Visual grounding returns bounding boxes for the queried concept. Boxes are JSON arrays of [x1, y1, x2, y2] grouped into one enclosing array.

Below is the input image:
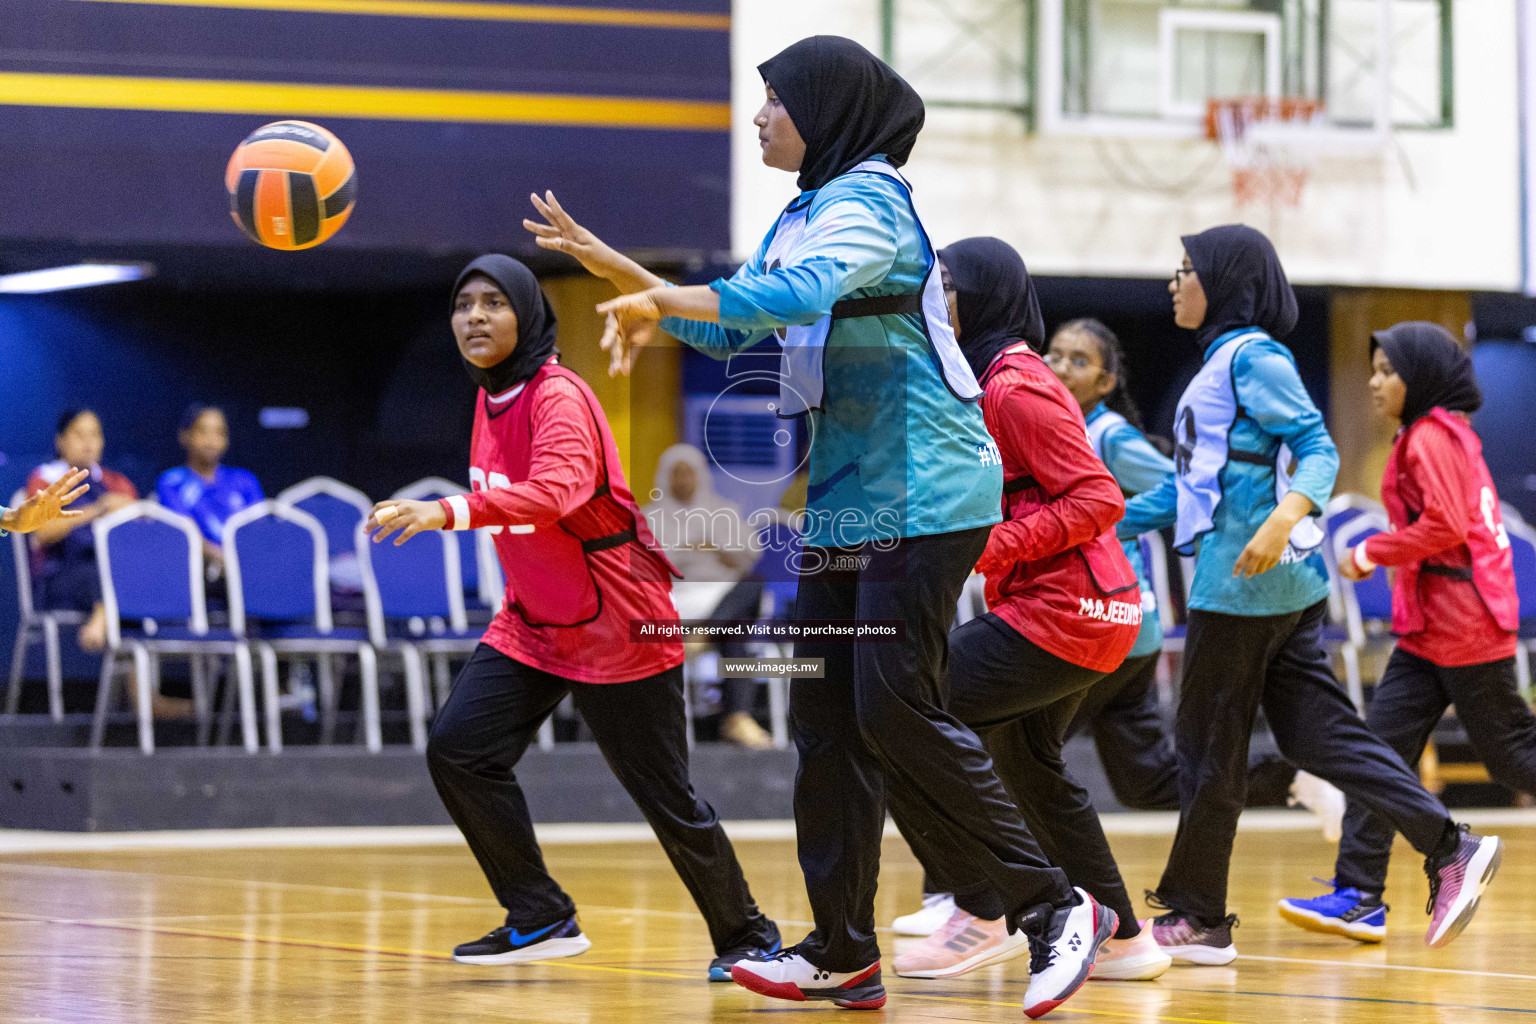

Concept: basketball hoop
[[1206, 98, 1325, 208]]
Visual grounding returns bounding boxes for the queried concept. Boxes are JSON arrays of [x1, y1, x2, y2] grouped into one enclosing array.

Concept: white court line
[[1237, 952, 1536, 982], [2, 807, 1533, 854]]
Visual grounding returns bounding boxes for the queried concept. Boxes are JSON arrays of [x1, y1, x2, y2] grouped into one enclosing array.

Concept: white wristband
[[1352, 544, 1375, 573], [444, 494, 472, 531]]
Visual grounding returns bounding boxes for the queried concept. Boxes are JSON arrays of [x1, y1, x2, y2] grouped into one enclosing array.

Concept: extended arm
[[1357, 424, 1472, 571], [369, 382, 600, 544], [1231, 343, 1340, 577], [595, 179, 903, 375]]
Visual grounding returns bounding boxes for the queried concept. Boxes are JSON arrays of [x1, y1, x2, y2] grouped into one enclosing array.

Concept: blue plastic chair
[[1334, 513, 1395, 713], [1323, 494, 1386, 623], [4, 487, 85, 722], [225, 501, 381, 752], [1502, 511, 1536, 698], [754, 520, 802, 620], [390, 477, 498, 609], [356, 519, 474, 748], [91, 502, 256, 754], [276, 477, 372, 599], [392, 478, 502, 701]]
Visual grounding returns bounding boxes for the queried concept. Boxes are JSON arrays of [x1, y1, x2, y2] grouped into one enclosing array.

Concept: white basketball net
[[1206, 99, 1326, 208]]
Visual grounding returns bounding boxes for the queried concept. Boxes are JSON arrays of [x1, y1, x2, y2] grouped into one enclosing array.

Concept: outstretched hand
[[524, 192, 666, 295], [3, 468, 90, 534], [365, 499, 447, 546], [523, 191, 613, 276], [595, 291, 663, 377]]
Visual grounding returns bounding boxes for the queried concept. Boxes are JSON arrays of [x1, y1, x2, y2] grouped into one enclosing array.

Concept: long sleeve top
[[661, 167, 1001, 549], [447, 374, 682, 684], [1361, 414, 1518, 666], [1120, 335, 1337, 616], [980, 352, 1140, 674]]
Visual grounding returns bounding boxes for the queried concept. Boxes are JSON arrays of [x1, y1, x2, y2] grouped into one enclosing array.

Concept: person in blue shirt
[[1122, 224, 1496, 964], [525, 35, 1110, 1017], [156, 404, 263, 573], [1044, 318, 1296, 813]]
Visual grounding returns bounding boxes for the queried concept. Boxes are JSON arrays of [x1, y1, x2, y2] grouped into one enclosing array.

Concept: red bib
[[1381, 408, 1518, 635], [479, 363, 677, 629]]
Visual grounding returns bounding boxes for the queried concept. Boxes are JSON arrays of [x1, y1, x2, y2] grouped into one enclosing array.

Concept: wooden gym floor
[[2, 818, 1534, 1023]]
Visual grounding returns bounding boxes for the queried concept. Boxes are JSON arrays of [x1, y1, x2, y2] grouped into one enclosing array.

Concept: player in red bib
[[887, 238, 1158, 989], [366, 254, 780, 978], [1281, 321, 1521, 942]]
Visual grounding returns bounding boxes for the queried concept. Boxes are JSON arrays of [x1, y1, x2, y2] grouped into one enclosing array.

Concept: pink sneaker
[[1150, 910, 1237, 965], [1425, 826, 1501, 948], [892, 907, 1030, 979], [1090, 921, 1171, 981]]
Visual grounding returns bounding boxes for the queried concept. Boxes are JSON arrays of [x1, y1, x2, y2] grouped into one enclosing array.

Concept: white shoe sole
[[894, 930, 1031, 979], [1158, 942, 1236, 966], [1427, 836, 1502, 948], [1090, 949, 1172, 981], [1276, 900, 1385, 943], [453, 934, 592, 965]]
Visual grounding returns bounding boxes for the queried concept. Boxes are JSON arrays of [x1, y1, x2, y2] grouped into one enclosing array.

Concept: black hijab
[[1181, 224, 1298, 351], [758, 36, 925, 193], [938, 236, 1045, 377], [1370, 321, 1482, 427], [450, 254, 559, 394]]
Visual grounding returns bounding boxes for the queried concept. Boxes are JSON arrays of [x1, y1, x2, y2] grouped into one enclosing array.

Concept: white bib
[[759, 160, 981, 416], [1171, 331, 1325, 559]]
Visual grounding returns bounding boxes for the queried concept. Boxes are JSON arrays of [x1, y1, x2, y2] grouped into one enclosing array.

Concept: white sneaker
[[1289, 771, 1346, 842], [731, 947, 886, 1009], [892, 892, 956, 936], [1090, 920, 1171, 981], [892, 907, 1030, 978], [1021, 888, 1117, 1019]]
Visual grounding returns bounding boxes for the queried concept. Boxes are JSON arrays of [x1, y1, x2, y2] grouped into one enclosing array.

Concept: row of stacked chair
[[6, 477, 516, 754], [11, 479, 1532, 754]]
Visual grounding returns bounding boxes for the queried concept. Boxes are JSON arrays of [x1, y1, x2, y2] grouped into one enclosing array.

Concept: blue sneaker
[[452, 915, 592, 964], [1278, 881, 1387, 943], [708, 928, 783, 982]]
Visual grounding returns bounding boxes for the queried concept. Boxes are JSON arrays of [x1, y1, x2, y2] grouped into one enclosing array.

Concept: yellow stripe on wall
[[67, 0, 729, 31], [0, 72, 731, 130]]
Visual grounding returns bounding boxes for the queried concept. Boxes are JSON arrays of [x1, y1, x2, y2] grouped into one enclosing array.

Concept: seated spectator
[[157, 404, 263, 576], [28, 409, 138, 652], [644, 444, 771, 749]]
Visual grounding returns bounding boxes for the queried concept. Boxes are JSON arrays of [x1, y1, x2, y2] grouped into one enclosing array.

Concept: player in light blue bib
[[524, 37, 1104, 1018], [1044, 318, 1294, 815], [1122, 224, 1490, 964]]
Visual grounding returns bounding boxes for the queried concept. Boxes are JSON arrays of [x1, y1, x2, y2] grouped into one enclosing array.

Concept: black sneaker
[[708, 922, 783, 981], [452, 915, 592, 965]]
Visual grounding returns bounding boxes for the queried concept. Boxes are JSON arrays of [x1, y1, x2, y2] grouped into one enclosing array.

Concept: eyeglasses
[[1173, 266, 1196, 284]]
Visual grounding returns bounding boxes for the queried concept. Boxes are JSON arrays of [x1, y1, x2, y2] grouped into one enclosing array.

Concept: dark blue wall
[[0, 0, 730, 264], [0, 277, 483, 686], [1471, 340, 1536, 523]]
